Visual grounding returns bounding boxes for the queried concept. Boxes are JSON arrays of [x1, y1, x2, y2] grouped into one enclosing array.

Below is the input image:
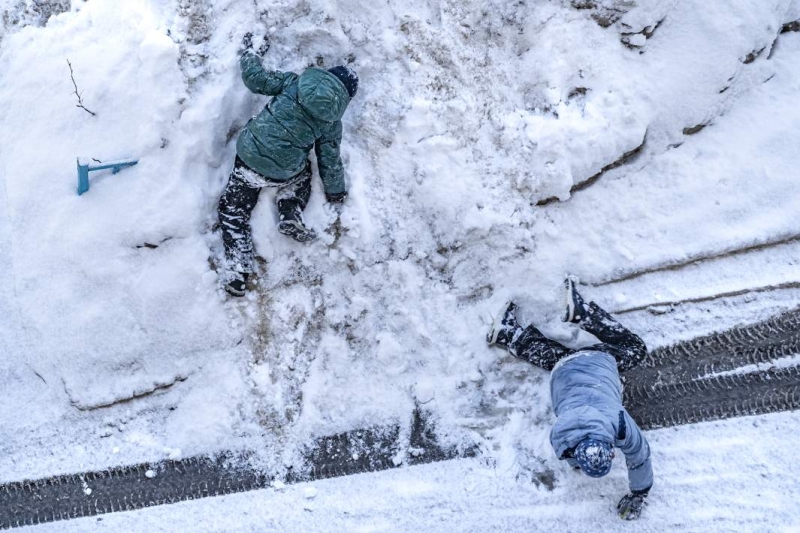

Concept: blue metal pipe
[[77, 158, 138, 195]]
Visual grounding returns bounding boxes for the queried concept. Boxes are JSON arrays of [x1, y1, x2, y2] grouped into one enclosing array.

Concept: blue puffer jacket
[[549, 350, 653, 493]]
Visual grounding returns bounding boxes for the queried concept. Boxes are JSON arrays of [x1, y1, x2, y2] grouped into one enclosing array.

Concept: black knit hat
[[328, 65, 358, 98]]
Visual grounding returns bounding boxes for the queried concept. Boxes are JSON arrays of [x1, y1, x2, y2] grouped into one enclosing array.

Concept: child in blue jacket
[[487, 278, 653, 520]]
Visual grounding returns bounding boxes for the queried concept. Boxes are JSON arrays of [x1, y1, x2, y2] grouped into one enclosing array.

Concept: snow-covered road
[[22, 410, 800, 532]]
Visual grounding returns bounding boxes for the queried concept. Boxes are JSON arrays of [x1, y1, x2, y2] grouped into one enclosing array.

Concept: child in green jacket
[[219, 33, 358, 296]]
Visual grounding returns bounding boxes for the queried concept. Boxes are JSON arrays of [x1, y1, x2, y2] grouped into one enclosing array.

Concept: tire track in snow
[[624, 307, 800, 429], [627, 367, 800, 430], [627, 309, 800, 374], [0, 410, 473, 530], [629, 334, 800, 386], [2, 310, 799, 528]]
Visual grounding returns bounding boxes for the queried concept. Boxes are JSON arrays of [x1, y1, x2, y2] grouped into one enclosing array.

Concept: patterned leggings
[[508, 302, 647, 373], [218, 156, 312, 274]]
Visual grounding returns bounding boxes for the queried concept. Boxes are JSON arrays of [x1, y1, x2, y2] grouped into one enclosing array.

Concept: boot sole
[[225, 286, 246, 297], [487, 301, 513, 344], [563, 277, 583, 323], [278, 222, 317, 243]]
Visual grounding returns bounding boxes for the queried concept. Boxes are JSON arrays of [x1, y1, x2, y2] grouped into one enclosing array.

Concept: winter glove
[[241, 32, 270, 56], [240, 32, 254, 54], [325, 191, 348, 204], [617, 491, 648, 521], [255, 35, 270, 56]]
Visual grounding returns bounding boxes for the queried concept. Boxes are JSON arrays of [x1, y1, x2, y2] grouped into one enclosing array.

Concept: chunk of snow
[[628, 33, 647, 47]]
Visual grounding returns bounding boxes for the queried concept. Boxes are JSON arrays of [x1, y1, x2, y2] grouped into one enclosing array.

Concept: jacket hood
[[550, 405, 615, 459], [297, 68, 350, 123]]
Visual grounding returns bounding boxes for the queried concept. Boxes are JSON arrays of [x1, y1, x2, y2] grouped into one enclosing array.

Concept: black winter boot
[[487, 301, 520, 346], [224, 273, 248, 297], [277, 200, 317, 243], [563, 277, 588, 323]]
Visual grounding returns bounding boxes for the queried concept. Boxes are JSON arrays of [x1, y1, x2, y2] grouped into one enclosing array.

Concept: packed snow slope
[[1, 0, 800, 502]]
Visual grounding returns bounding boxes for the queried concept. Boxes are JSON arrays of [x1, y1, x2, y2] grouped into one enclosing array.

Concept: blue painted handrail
[[77, 158, 138, 195]]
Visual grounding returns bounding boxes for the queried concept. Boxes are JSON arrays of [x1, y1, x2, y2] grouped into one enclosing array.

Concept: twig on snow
[[66, 58, 97, 116]]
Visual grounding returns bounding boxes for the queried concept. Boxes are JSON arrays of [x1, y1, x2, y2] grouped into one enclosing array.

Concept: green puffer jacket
[[236, 52, 349, 195]]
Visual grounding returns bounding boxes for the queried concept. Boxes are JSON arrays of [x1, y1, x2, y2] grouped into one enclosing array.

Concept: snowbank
[[1, 0, 799, 500]]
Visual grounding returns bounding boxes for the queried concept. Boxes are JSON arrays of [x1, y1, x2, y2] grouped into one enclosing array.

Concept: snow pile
[[1, 0, 799, 494], [0, 0, 70, 42], [0, 0, 256, 476]]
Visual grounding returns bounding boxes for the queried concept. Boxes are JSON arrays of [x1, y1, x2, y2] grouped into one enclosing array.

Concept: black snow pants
[[218, 156, 312, 274], [509, 302, 647, 373]]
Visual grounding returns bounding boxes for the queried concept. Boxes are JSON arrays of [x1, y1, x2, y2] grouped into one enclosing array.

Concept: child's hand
[[256, 35, 270, 56], [240, 33, 268, 57], [241, 32, 254, 51], [326, 193, 347, 222], [617, 492, 647, 520]]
